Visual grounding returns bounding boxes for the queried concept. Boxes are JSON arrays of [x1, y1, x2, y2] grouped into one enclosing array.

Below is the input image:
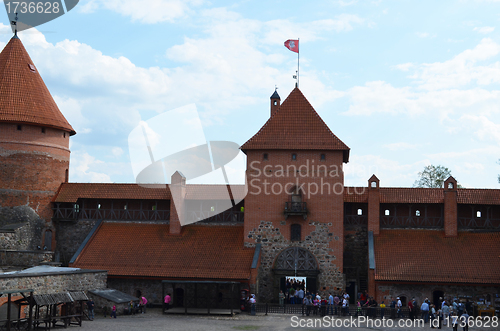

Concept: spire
[[0, 36, 75, 135], [270, 86, 280, 116]]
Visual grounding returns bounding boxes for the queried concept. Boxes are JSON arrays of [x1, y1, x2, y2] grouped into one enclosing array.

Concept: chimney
[[444, 176, 458, 237], [169, 171, 186, 235], [367, 174, 380, 236], [270, 88, 280, 117]]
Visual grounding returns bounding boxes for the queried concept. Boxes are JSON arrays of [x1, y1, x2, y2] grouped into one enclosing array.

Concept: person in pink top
[[164, 293, 171, 311], [140, 296, 147, 314]]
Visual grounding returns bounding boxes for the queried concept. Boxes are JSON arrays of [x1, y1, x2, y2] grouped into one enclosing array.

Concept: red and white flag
[[284, 39, 299, 53]]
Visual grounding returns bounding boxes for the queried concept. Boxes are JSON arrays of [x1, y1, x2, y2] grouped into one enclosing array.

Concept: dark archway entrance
[[273, 247, 320, 303], [433, 290, 444, 307]]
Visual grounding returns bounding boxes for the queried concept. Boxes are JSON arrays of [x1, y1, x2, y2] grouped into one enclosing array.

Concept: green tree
[[413, 165, 454, 188]]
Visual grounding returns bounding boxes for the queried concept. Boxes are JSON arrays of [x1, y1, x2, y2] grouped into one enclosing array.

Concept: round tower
[[0, 35, 75, 248]]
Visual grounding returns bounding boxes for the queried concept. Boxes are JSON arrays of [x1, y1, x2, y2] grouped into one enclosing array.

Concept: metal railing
[[458, 217, 500, 230], [186, 210, 244, 223], [380, 216, 443, 229]]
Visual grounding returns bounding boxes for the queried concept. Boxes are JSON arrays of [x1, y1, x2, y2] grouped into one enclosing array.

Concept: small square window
[[292, 153, 297, 160], [17, 125, 21, 131], [263, 153, 268, 161], [357, 209, 362, 216], [385, 210, 390, 216], [416, 210, 421, 217], [476, 211, 481, 218], [320, 154, 326, 161], [28, 63, 36, 72], [41, 127, 46, 133]]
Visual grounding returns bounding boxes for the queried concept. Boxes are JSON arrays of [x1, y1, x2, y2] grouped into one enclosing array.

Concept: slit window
[[357, 208, 363, 216], [64, 132, 66, 138], [41, 127, 46, 133], [263, 153, 268, 161], [17, 125, 21, 131], [291, 224, 301, 241], [385, 209, 390, 216]]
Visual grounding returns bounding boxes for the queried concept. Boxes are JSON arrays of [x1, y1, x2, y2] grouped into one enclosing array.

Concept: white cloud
[[79, 0, 203, 23], [70, 152, 112, 183], [393, 62, 414, 71], [473, 26, 495, 34]]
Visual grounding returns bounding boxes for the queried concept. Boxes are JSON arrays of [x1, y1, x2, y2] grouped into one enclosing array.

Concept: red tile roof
[[344, 187, 368, 202], [53, 183, 248, 202], [374, 230, 500, 284], [458, 189, 500, 205], [380, 188, 444, 204], [53, 183, 171, 202], [0, 36, 75, 135], [70, 222, 255, 280], [241, 88, 349, 161]]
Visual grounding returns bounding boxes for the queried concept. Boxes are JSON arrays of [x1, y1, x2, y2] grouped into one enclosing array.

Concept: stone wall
[[0, 250, 53, 268], [245, 220, 344, 303], [344, 226, 368, 292], [376, 282, 500, 308], [55, 220, 98, 265], [0, 206, 44, 251], [0, 269, 107, 295], [107, 278, 163, 305]]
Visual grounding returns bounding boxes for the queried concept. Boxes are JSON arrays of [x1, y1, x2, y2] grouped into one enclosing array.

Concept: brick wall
[[244, 149, 346, 302]]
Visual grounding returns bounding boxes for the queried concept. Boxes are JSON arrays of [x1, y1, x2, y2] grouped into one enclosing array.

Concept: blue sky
[[1, 0, 500, 188]]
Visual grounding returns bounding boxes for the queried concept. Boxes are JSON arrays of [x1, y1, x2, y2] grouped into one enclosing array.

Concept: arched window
[[291, 224, 301, 241], [448, 182, 454, 189], [371, 181, 377, 188]]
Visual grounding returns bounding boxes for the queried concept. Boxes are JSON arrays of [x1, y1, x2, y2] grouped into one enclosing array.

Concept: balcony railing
[[284, 202, 308, 220], [458, 217, 500, 230], [380, 216, 443, 229], [52, 207, 170, 221], [186, 210, 244, 223]]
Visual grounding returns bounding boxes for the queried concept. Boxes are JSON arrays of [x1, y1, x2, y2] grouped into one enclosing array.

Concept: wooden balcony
[[284, 202, 308, 220]]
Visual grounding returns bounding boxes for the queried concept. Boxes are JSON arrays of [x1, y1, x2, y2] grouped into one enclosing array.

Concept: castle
[[1, 35, 499, 310]]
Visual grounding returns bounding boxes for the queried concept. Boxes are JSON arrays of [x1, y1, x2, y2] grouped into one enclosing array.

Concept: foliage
[[413, 165, 454, 188]]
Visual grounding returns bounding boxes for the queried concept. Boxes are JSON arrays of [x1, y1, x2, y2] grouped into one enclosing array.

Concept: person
[[140, 296, 147, 314], [289, 287, 295, 305], [342, 296, 349, 316], [102, 305, 108, 318], [129, 301, 135, 314], [333, 293, 340, 315], [249, 294, 256, 315], [279, 290, 285, 306], [380, 301, 386, 319], [396, 297, 403, 318], [408, 299, 414, 320], [297, 288, 304, 305], [451, 312, 458, 331], [164, 293, 171, 311], [461, 310, 470, 331], [86, 298, 95, 321], [390, 297, 396, 319], [110, 305, 117, 319], [421, 300, 430, 323], [327, 293, 334, 315], [430, 304, 436, 328], [304, 295, 313, 316], [356, 300, 362, 317]]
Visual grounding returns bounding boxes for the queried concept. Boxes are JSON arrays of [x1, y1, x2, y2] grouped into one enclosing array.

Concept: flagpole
[[297, 38, 300, 88]]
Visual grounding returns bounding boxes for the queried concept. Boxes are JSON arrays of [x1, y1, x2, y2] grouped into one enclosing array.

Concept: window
[[384, 210, 390, 216], [291, 224, 301, 241], [64, 132, 66, 138], [371, 181, 377, 188], [292, 153, 297, 160], [73, 204, 80, 213], [416, 210, 421, 217], [263, 153, 268, 161], [17, 125, 21, 131], [97, 203, 101, 209], [476, 211, 481, 218], [41, 127, 46, 133], [320, 154, 326, 161], [273, 100, 277, 106], [28, 63, 36, 72], [124, 204, 128, 210], [448, 182, 454, 189], [357, 209, 363, 216]]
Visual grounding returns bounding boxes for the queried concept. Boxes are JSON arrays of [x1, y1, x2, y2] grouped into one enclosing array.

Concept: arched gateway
[[272, 247, 320, 301]]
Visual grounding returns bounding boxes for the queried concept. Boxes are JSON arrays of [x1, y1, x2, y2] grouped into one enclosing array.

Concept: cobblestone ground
[[76, 308, 498, 331]]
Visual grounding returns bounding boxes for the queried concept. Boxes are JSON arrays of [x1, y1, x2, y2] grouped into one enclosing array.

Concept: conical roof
[[0, 36, 75, 135], [241, 87, 349, 162]]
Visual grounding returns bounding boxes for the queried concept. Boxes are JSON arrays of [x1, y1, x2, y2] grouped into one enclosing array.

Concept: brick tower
[[241, 88, 350, 301], [0, 35, 75, 250]]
